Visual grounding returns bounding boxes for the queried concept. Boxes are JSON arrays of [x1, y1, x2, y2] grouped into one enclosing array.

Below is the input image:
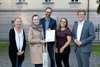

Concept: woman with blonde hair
[[9, 17, 26, 67]]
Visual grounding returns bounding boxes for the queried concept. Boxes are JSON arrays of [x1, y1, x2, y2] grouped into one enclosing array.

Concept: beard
[[46, 14, 50, 18]]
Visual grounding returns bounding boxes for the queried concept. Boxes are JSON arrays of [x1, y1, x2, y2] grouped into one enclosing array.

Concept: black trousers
[[55, 47, 70, 67], [35, 64, 42, 67]]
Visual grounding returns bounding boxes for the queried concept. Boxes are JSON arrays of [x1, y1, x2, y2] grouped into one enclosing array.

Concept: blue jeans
[[16, 56, 22, 67], [47, 42, 55, 67]]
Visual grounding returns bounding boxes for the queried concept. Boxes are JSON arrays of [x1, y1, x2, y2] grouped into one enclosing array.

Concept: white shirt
[[14, 28, 24, 52], [77, 20, 85, 41]]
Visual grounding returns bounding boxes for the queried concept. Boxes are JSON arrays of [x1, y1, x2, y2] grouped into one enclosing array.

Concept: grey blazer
[[72, 20, 96, 53]]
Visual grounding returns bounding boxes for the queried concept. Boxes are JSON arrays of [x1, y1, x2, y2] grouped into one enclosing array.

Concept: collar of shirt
[[45, 17, 50, 21], [78, 20, 85, 25]]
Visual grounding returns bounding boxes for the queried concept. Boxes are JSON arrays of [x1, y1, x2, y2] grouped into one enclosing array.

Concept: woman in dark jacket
[[9, 17, 26, 67]]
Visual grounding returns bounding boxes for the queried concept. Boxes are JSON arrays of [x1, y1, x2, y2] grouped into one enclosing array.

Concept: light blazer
[[28, 26, 44, 64], [72, 20, 96, 53]]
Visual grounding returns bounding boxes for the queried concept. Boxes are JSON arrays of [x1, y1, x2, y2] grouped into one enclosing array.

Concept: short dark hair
[[45, 7, 53, 12], [77, 10, 86, 15], [32, 14, 39, 21]]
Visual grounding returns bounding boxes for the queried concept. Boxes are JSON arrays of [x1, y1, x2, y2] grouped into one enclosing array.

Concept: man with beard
[[40, 7, 57, 67]]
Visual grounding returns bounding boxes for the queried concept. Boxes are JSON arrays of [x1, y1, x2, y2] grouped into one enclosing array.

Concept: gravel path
[[0, 46, 100, 67]]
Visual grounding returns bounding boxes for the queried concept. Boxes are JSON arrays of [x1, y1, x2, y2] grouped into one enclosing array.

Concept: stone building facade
[[0, 0, 100, 42]]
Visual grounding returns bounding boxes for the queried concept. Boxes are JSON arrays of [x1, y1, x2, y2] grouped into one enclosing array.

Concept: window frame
[[44, 0, 53, 2], [71, 0, 79, 2], [16, 0, 28, 4], [18, 0, 26, 2]]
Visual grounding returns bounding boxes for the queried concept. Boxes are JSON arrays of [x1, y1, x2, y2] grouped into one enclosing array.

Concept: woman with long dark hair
[[55, 18, 72, 67]]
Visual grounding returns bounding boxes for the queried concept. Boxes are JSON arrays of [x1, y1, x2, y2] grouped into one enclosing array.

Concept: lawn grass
[[70, 44, 74, 47], [0, 42, 29, 54], [70, 44, 100, 56], [0, 43, 9, 54], [92, 45, 100, 56], [0, 43, 100, 56]]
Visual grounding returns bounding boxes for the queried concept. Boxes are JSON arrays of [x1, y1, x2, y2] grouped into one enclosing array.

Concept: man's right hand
[[74, 39, 82, 46]]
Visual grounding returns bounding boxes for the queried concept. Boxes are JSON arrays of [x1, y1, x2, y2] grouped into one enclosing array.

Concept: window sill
[[42, 2, 54, 8], [16, 2, 28, 9], [69, 2, 81, 4], [69, 2, 81, 8], [16, 2, 28, 4], [42, 2, 54, 4]]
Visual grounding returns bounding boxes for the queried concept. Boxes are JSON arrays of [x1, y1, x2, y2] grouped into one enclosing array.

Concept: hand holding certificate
[[46, 30, 55, 42]]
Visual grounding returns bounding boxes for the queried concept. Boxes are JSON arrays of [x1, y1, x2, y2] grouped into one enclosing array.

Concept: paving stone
[[0, 46, 100, 67]]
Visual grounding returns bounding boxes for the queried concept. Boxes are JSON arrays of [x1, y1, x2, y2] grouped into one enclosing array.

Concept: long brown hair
[[58, 18, 68, 31]]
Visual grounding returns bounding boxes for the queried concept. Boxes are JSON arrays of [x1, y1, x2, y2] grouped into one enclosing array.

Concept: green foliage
[[97, 0, 100, 14], [97, 4, 100, 14], [97, 0, 100, 3]]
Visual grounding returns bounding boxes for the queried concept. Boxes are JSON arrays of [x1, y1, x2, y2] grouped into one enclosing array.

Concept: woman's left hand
[[17, 51, 24, 56], [60, 47, 64, 53]]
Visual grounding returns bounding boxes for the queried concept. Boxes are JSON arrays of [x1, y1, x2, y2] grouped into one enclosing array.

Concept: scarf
[[31, 23, 43, 40]]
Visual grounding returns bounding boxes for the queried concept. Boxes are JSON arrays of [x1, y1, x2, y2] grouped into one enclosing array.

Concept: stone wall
[[0, 8, 100, 42]]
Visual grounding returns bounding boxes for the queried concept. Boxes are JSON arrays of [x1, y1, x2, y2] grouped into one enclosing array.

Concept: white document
[[46, 30, 55, 42]]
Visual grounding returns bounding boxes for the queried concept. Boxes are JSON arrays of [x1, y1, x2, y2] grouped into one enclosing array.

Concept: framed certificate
[[46, 30, 55, 42]]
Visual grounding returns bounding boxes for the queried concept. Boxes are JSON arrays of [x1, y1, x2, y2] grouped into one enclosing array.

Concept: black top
[[56, 29, 72, 49], [9, 28, 26, 64]]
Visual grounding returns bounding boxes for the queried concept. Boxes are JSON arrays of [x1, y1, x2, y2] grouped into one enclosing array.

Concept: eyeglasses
[[78, 14, 85, 16], [60, 21, 66, 23], [46, 11, 52, 14]]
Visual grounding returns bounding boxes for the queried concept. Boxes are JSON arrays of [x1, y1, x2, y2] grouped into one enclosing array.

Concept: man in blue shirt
[[40, 7, 57, 67], [44, 18, 50, 38]]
